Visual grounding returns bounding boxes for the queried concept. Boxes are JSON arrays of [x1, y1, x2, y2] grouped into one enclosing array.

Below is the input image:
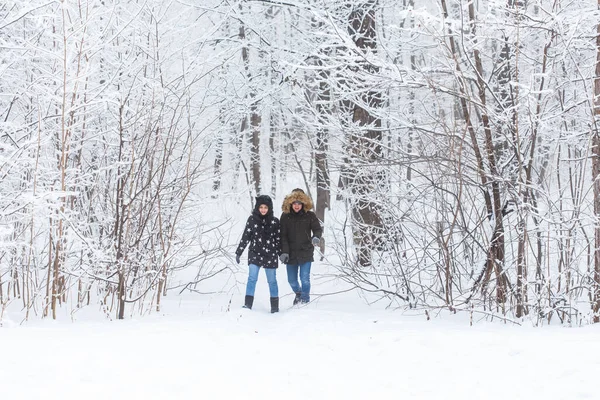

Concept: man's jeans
[[246, 264, 278, 297], [286, 262, 312, 302]]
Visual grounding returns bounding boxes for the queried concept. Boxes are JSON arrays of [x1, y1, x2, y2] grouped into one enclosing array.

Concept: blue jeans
[[286, 262, 311, 302], [246, 264, 278, 297]]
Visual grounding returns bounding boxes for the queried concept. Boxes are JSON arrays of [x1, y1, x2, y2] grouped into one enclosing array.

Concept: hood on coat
[[281, 190, 314, 214], [254, 195, 274, 219]]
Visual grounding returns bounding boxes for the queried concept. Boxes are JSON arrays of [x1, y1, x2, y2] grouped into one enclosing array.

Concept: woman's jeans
[[246, 264, 278, 297], [286, 262, 312, 302]]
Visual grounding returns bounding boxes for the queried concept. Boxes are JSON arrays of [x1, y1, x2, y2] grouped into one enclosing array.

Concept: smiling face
[[258, 204, 269, 216], [292, 202, 303, 213]]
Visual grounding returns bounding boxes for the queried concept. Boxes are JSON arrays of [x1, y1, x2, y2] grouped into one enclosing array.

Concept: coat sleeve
[[236, 216, 253, 257], [274, 219, 282, 256], [310, 212, 323, 239], [280, 213, 290, 254]]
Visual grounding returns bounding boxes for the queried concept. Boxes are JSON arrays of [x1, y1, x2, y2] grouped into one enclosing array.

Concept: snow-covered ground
[[2, 285, 599, 400]]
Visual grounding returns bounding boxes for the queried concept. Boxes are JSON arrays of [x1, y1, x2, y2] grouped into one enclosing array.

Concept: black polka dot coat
[[236, 212, 281, 269]]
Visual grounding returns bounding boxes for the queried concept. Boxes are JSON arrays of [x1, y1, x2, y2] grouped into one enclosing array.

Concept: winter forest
[[1, 0, 600, 326]]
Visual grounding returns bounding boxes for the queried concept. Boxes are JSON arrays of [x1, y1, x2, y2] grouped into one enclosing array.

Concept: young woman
[[279, 188, 322, 305], [235, 195, 281, 313]]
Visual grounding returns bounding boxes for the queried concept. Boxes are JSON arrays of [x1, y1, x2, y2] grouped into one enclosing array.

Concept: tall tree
[[592, 0, 600, 323], [238, 3, 262, 196], [346, 1, 384, 267]]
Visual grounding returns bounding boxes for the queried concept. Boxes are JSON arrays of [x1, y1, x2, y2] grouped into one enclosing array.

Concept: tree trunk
[[314, 12, 332, 256], [347, 1, 384, 267], [592, 0, 600, 322], [315, 71, 331, 256], [270, 112, 277, 197], [213, 110, 225, 194], [467, 1, 508, 307], [495, 2, 523, 318], [115, 102, 128, 320], [250, 102, 261, 195], [239, 12, 261, 195]]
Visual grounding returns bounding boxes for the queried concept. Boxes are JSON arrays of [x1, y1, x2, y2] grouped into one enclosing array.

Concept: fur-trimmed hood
[[281, 190, 314, 214]]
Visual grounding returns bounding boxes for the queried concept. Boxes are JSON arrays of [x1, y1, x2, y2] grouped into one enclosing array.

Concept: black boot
[[270, 297, 279, 313], [243, 295, 254, 310], [293, 292, 301, 305]]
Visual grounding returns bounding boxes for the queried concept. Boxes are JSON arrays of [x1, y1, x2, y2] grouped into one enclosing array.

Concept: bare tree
[[345, 1, 384, 267], [592, 0, 600, 323]]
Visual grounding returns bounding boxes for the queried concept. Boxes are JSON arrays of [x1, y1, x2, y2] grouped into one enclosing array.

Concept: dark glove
[[312, 236, 320, 246], [235, 254, 241, 264], [279, 253, 289, 263]]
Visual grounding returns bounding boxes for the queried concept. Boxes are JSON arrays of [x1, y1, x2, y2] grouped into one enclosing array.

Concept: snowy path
[[1, 300, 599, 399]]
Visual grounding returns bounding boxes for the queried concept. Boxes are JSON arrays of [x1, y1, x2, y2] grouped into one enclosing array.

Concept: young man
[[279, 189, 322, 305]]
